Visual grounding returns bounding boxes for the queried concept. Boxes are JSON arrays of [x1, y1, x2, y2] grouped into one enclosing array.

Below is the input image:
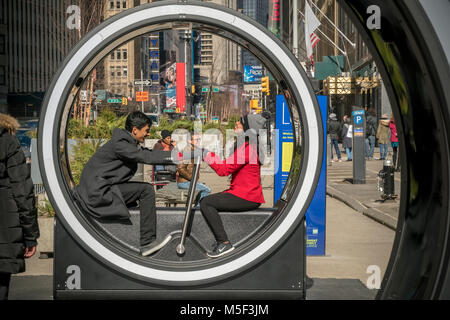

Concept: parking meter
[[352, 108, 366, 184]]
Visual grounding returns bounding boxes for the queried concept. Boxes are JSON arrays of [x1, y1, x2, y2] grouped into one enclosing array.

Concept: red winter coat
[[204, 142, 265, 204], [389, 121, 398, 143]]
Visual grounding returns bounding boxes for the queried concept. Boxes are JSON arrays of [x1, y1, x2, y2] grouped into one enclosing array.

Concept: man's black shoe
[[207, 241, 235, 258], [140, 235, 172, 256]]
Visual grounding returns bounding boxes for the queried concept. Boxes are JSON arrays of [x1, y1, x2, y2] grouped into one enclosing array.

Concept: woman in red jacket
[[389, 114, 400, 171], [200, 113, 268, 258]]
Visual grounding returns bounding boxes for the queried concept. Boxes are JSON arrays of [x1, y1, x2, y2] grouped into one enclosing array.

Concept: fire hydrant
[[377, 158, 397, 201]]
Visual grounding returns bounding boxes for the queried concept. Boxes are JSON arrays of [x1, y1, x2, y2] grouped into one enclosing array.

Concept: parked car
[[15, 127, 32, 159], [145, 113, 159, 127]]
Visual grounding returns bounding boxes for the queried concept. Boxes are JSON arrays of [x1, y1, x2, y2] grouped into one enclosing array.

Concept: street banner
[[305, 95, 327, 256], [244, 65, 263, 83], [274, 95, 294, 202], [268, 0, 281, 38], [136, 91, 149, 102], [165, 62, 177, 109], [274, 94, 327, 256], [176, 62, 186, 113]]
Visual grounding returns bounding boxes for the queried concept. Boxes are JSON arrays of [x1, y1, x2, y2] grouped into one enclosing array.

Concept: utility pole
[[334, 0, 339, 57]]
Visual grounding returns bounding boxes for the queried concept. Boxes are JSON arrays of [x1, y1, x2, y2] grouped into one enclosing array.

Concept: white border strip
[[41, 4, 320, 283]]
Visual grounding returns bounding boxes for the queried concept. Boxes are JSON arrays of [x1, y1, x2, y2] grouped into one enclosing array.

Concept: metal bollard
[[377, 158, 396, 201]]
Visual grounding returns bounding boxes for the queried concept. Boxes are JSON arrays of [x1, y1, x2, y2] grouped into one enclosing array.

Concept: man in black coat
[[73, 111, 178, 256], [327, 113, 342, 162], [0, 113, 39, 300]]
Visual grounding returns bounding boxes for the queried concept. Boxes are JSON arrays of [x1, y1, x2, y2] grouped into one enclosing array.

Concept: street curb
[[326, 185, 397, 230]]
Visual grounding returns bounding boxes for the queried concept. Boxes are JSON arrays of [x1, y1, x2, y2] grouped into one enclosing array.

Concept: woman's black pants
[[200, 193, 260, 243]]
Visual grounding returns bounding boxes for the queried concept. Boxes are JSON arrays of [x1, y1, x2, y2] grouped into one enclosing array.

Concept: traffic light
[[250, 99, 262, 114], [261, 76, 270, 95], [122, 97, 127, 105]]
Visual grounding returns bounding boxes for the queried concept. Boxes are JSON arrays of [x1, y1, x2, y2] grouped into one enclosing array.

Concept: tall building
[[2, 0, 78, 118], [103, 0, 136, 99], [240, 0, 268, 69], [198, 0, 241, 85]]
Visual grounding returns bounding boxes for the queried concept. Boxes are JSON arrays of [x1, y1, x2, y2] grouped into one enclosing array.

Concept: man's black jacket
[[73, 128, 175, 219]]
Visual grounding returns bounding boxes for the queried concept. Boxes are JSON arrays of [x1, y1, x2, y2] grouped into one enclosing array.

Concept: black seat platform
[[90, 208, 275, 262]]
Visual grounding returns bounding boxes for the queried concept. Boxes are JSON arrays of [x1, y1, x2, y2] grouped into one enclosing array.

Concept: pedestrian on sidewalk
[[153, 130, 177, 182], [177, 132, 211, 206], [342, 117, 353, 161], [376, 114, 390, 160], [327, 113, 342, 162], [365, 108, 377, 160], [389, 114, 400, 171], [0, 113, 40, 300], [199, 113, 268, 258]]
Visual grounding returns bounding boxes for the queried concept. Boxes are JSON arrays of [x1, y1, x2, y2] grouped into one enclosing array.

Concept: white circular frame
[[40, 3, 321, 283]]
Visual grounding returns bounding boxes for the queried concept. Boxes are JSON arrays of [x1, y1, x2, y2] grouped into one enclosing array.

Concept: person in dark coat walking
[[0, 113, 39, 300], [327, 113, 342, 162], [365, 108, 378, 160], [199, 113, 268, 258], [73, 111, 177, 256]]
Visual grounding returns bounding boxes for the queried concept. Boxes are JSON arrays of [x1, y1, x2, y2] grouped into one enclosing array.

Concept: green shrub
[[38, 199, 55, 218], [68, 109, 126, 185]]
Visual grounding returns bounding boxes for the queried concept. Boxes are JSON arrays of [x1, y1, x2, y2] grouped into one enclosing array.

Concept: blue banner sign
[[305, 95, 327, 256], [244, 65, 263, 83], [274, 95, 294, 202], [274, 94, 327, 256]]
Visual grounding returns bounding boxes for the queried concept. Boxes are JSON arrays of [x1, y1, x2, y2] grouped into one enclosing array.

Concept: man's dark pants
[[117, 182, 156, 247]]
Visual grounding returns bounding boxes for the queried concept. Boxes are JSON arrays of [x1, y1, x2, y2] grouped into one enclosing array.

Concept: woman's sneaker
[[207, 241, 235, 258]]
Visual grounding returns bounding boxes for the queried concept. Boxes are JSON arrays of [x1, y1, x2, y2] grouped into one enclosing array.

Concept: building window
[[116, 66, 122, 77], [116, 0, 120, 9], [122, 49, 127, 60], [123, 1, 127, 8], [110, 1, 114, 9], [110, 52, 115, 60], [110, 67, 115, 77], [123, 67, 128, 77], [116, 51, 121, 60]]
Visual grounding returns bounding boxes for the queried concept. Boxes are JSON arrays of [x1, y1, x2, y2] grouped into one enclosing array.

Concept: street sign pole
[[141, 70, 144, 112]]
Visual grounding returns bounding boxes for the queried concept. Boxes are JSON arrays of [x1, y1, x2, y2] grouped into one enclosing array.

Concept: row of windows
[[110, 66, 128, 78], [110, 0, 127, 10], [110, 49, 127, 60]]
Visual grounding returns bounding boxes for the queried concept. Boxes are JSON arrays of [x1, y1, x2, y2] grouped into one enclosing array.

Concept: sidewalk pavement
[[326, 150, 401, 230]]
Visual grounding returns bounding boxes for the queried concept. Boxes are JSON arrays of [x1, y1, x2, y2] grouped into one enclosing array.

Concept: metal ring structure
[[38, 1, 323, 286], [38, 0, 450, 298], [340, 0, 450, 299]]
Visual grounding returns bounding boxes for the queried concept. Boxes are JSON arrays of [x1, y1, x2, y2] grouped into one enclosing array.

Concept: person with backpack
[[365, 108, 378, 160], [376, 114, 390, 160]]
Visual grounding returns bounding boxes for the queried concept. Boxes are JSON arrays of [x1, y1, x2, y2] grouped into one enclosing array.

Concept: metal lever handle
[[176, 155, 202, 256]]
